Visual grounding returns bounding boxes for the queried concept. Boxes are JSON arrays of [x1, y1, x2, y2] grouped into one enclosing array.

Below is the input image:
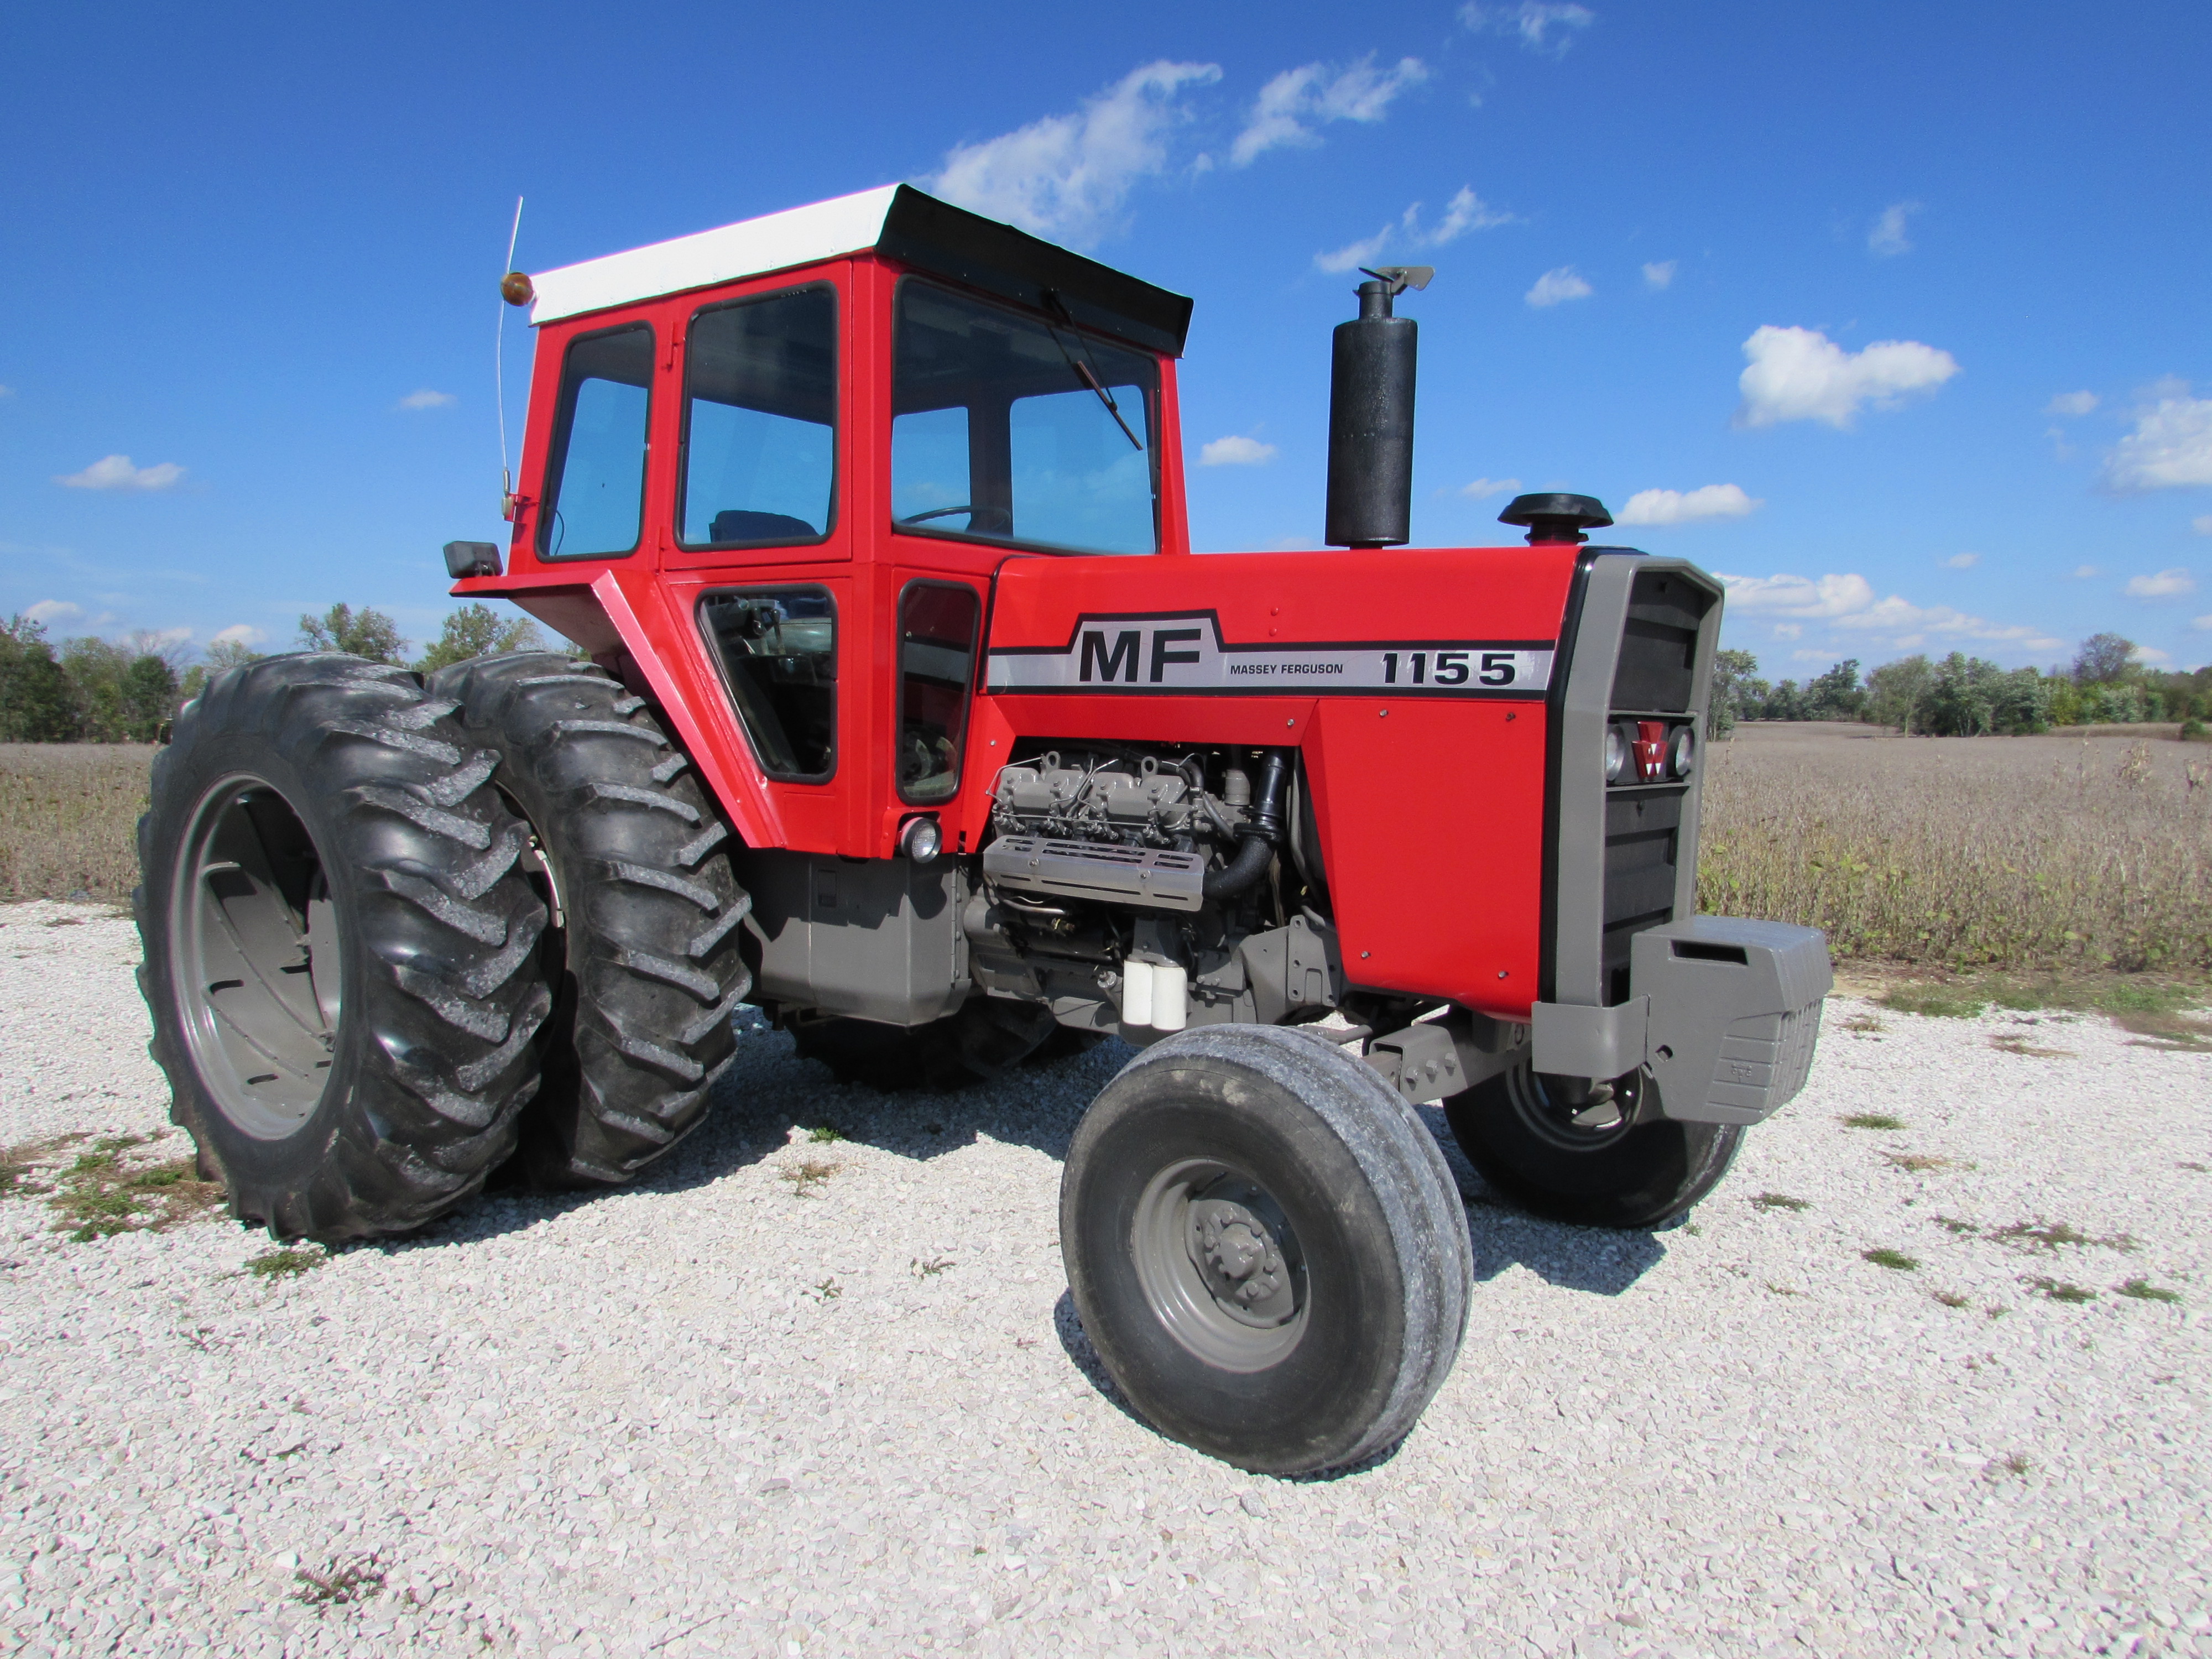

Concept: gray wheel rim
[[1504, 1063, 1644, 1153], [1131, 1158, 1308, 1373], [169, 773, 342, 1139]]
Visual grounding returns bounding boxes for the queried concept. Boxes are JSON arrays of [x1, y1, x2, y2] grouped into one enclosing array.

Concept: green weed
[[1881, 988, 1987, 1019], [1932, 1290, 1970, 1307], [1843, 1113, 1907, 1131], [1863, 1248, 1919, 1271], [2115, 1279, 2180, 1303], [1991, 1220, 2135, 1254], [1751, 1192, 1810, 1212], [245, 1248, 323, 1279], [805, 1125, 844, 1145], [911, 1255, 955, 1279], [293, 1555, 384, 1607], [1883, 1152, 1956, 1172], [779, 1159, 839, 1196], [2030, 1277, 2097, 1303]]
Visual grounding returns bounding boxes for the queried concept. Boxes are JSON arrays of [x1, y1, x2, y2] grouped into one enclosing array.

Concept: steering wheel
[[901, 505, 1011, 533]]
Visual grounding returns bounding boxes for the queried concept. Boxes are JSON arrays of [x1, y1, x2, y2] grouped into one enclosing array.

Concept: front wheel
[[1062, 1025, 1472, 1476], [1442, 1059, 1742, 1230]]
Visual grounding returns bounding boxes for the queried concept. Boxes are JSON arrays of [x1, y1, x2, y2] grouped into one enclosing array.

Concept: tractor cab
[[458, 185, 1194, 863]]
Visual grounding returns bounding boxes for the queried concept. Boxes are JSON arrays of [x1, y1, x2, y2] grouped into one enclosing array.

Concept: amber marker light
[[500, 271, 535, 306]]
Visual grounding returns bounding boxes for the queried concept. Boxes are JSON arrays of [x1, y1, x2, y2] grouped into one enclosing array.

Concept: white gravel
[[1, 897, 2207, 1658]]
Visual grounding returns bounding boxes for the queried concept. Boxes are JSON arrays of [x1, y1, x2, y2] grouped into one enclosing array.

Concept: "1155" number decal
[[1381, 650, 1522, 686]]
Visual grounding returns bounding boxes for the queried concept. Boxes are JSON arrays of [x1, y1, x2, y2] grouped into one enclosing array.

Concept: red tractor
[[136, 185, 1829, 1475]]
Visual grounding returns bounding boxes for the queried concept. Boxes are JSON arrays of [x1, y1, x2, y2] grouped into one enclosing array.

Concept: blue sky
[[5, 1, 2209, 676]]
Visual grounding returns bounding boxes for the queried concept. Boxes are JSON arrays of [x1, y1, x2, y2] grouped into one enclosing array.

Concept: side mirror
[[444, 541, 502, 578]]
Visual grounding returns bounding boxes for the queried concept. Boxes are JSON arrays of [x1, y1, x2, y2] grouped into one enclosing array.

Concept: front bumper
[[1531, 916, 1832, 1126]]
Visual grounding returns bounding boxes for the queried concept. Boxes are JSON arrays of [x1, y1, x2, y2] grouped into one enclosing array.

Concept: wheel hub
[[1131, 1160, 1308, 1371], [1188, 1198, 1296, 1323]]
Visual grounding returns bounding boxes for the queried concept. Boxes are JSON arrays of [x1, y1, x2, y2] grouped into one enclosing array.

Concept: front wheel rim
[[1130, 1157, 1308, 1373], [169, 774, 342, 1139], [1502, 1064, 1647, 1154]]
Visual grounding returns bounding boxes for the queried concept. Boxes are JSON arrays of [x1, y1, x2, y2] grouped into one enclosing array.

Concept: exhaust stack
[[1324, 265, 1430, 549]]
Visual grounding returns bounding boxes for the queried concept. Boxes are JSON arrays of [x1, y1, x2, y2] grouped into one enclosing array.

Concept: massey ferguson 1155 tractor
[[138, 184, 1829, 1475]]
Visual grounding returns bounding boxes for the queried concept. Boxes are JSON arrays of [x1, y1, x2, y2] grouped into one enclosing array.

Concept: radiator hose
[[1202, 750, 1289, 901]]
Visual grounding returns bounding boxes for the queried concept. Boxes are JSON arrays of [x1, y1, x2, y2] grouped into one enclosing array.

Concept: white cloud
[[2125, 567, 2196, 599], [1462, 2, 1595, 56], [210, 623, 268, 648], [1460, 477, 1522, 498], [2194, 515, 2212, 536], [55, 453, 186, 492], [397, 389, 455, 410], [2135, 645, 2173, 664], [2073, 564, 2102, 579], [1734, 325, 1959, 430], [0, 384, 13, 398], [1720, 568, 2061, 651], [1198, 435, 1277, 466], [1312, 186, 1510, 273], [2045, 390, 2098, 417], [929, 60, 1222, 245], [1944, 552, 1980, 569], [1867, 201, 1920, 257], [2193, 614, 2212, 632], [1231, 55, 1428, 166], [1616, 483, 1761, 526], [1430, 187, 1512, 243], [1315, 225, 1395, 274], [2101, 384, 2212, 491], [1642, 260, 1676, 290], [24, 599, 84, 626], [1526, 267, 1592, 307], [1772, 623, 1803, 640]]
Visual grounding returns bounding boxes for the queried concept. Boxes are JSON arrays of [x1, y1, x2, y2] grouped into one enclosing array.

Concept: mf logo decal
[[987, 612, 1554, 698]]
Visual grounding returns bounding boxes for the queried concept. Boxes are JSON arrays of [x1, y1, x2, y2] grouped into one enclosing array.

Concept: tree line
[[0, 604, 550, 743], [1712, 633, 2212, 739]]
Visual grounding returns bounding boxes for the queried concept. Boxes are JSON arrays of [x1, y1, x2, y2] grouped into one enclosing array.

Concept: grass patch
[[245, 1247, 323, 1279], [1932, 1290, 1970, 1307], [1843, 1113, 1907, 1131], [293, 1555, 384, 1607], [779, 1158, 839, 1197], [1863, 1248, 1919, 1271], [910, 1255, 954, 1279], [1882, 1151, 1957, 1172], [1985, 1453, 2032, 1480], [1, 1133, 225, 1240], [1880, 987, 1987, 1019], [1840, 1012, 1886, 1034], [2028, 1276, 2097, 1304], [805, 1125, 844, 1144], [1750, 1192, 1810, 1212], [1989, 1032, 2074, 1058], [0, 744, 154, 902], [1935, 1214, 1981, 1234], [2116, 1278, 2181, 1303], [1990, 1219, 2135, 1254]]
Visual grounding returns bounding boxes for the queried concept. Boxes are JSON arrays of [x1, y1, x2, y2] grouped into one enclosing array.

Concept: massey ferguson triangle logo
[[987, 613, 1555, 697]]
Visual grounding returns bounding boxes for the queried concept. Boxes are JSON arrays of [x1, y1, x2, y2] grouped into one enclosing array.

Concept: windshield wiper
[[1042, 291, 1144, 452]]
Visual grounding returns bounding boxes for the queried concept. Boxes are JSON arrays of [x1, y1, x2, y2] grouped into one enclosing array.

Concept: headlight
[[1669, 726, 1697, 779], [899, 815, 942, 863], [1604, 724, 1629, 784]]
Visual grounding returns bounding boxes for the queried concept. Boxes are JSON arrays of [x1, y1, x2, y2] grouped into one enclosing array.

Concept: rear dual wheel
[[1062, 1025, 1472, 1476]]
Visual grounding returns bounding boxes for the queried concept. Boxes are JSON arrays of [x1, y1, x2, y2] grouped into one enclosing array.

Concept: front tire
[[135, 655, 552, 1241], [1062, 1025, 1472, 1476], [1442, 1060, 1743, 1229]]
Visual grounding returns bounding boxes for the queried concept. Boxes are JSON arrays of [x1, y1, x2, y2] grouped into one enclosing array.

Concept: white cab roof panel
[[528, 185, 900, 325]]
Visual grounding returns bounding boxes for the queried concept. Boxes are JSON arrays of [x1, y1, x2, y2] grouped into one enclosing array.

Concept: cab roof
[[526, 184, 1193, 358]]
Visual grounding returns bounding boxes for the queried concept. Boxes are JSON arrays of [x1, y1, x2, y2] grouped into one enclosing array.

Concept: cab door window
[[539, 324, 653, 560], [680, 286, 837, 548], [699, 588, 836, 781], [895, 582, 980, 802]]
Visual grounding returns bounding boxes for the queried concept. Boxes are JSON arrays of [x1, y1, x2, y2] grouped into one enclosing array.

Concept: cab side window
[[540, 324, 653, 560], [896, 583, 980, 802], [700, 588, 836, 781], [681, 287, 837, 548]]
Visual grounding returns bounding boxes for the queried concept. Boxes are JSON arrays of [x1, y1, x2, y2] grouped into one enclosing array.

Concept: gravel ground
[[1, 898, 2206, 1659]]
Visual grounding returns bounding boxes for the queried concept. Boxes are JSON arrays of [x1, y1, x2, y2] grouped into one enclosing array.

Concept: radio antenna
[[495, 195, 525, 514]]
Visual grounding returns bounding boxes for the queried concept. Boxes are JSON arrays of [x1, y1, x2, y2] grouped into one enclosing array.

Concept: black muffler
[[1324, 265, 1429, 549]]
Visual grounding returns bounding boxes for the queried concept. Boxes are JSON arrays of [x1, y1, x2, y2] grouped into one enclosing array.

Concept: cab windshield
[[891, 280, 1159, 556]]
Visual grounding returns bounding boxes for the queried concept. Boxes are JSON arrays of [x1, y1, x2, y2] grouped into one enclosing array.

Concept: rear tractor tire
[[1061, 1025, 1473, 1476], [432, 653, 753, 1186], [134, 654, 554, 1241], [1442, 1058, 1742, 1230]]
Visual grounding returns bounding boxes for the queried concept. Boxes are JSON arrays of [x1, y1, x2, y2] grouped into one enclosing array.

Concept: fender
[[492, 568, 787, 853]]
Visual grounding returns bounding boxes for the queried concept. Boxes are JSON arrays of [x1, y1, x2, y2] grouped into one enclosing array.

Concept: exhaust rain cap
[[1498, 492, 1612, 546]]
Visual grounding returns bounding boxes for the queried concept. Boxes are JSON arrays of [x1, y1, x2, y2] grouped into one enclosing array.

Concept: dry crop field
[[1700, 723, 2212, 977], [0, 744, 153, 905]]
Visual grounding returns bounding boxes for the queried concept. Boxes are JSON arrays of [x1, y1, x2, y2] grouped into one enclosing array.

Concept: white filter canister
[[1151, 962, 1188, 1032], [1120, 959, 1155, 1027]]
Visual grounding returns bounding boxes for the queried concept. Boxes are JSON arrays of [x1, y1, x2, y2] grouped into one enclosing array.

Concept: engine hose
[[1202, 750, 1290, 901]]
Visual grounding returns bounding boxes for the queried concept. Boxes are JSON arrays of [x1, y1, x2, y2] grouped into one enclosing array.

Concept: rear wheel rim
[[1130, 1157, 1308, 1373], [170, 774, 342, 1139]]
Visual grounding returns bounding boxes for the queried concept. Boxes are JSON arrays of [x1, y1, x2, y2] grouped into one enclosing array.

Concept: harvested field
[[1700, 723, 2212, 974], [0, 744, 152, 904]]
